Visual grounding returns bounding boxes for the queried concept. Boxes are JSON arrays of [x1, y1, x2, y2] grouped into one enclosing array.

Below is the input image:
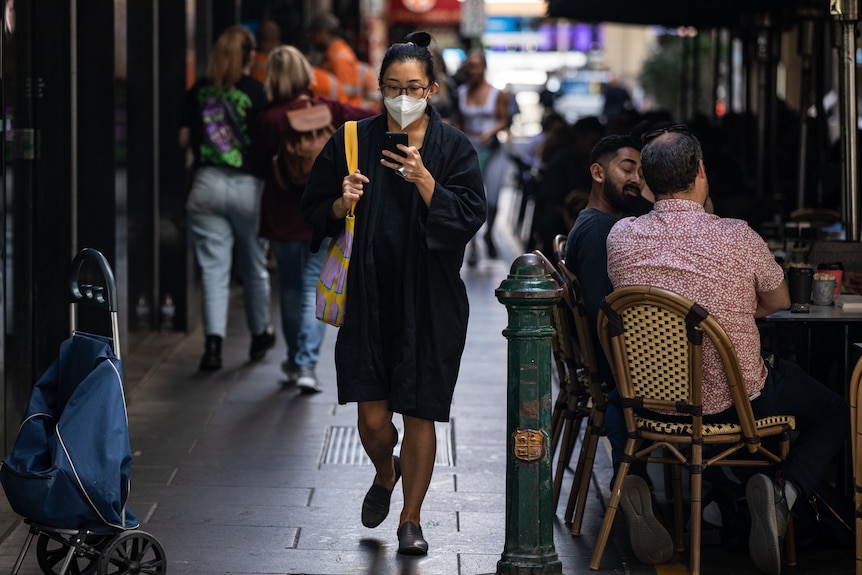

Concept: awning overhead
[[544, 0, 861, 238], [545, 0, 826, 28]]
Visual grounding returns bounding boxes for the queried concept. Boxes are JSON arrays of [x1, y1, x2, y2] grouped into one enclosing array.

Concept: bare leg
[[399, 415, 437, 526], [357, 400, 398, 488]]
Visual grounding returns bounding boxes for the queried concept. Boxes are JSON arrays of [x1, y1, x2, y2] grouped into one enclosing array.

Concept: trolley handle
[[69, 248, 118, 313]]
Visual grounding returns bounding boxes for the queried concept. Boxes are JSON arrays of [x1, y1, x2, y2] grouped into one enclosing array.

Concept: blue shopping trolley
[[0, 248, 165, 575]]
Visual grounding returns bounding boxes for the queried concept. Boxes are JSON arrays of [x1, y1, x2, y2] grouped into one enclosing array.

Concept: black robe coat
[[301, 107, 486, 421]]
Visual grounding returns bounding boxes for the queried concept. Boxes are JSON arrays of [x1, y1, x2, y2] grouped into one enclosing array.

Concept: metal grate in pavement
[[322, 422, 454, 466]]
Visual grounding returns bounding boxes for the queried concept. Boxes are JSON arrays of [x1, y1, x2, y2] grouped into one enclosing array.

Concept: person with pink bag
[[301, 31, 486, 555], [255, 45, 375, 393]]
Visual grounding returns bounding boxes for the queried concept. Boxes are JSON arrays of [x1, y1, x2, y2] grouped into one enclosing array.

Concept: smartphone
[[383, 131, 408, 165]]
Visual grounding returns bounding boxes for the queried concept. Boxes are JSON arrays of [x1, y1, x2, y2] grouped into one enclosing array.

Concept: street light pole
[[832, 0, 859, 240]]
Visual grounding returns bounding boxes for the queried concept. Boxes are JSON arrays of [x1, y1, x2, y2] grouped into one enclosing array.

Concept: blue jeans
[[186, 166, 270, 338], [271, 240, 327, 368], [605, 354, 849, 498]]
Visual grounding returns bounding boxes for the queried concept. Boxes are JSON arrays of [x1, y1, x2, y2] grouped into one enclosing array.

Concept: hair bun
[[404, 31, 431, 48]]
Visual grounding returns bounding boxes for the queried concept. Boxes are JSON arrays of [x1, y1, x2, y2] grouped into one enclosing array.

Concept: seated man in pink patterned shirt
[[604, 125, 849, 575]]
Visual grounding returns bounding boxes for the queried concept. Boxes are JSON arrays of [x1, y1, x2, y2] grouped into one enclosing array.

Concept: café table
[[758, 303, 862, 395], [758, 303, 862, 496]]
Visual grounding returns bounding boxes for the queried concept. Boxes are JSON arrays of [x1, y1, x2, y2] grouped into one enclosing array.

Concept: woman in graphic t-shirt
[[179, 25, 274, 371]]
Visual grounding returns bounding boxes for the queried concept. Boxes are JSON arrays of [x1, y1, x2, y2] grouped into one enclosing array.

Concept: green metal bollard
[[494, 253, 563, 575]]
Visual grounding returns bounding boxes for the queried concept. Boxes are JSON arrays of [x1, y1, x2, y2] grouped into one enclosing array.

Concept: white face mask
[[384, 95, 428, 129]]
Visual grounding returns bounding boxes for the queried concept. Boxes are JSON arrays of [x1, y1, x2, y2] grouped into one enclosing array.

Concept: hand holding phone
[[383, 131, 408, 165]]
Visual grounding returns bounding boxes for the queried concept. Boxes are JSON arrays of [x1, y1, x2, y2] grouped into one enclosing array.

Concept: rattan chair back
[[590, 285, 796, 575], [532, 249, 598, 519]]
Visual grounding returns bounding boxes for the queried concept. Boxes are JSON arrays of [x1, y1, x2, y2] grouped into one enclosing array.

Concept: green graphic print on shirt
[[198, 85, 254, 168]]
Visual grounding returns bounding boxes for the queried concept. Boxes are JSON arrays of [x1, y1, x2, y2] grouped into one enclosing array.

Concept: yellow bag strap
[[345, 121, 358, 217]]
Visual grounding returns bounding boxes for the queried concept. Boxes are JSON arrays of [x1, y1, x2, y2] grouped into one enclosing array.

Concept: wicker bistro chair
[[589, 285, 797, 575], [850, 355, 862, 575], [533, 243, 612, 535], [555, 259, 611, 535], [543, 234, 612, 533], [532, 250, 592, 509], [553, 234, 568, 268]]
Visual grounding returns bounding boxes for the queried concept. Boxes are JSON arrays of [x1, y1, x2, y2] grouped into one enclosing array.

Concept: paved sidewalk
[[0, 252, 626, 575]]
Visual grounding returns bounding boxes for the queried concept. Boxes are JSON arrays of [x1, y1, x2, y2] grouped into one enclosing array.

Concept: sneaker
[[747, 474, 790, 575], [619, 475, 674, 565], [199, 335, 222, 371], [281, 360, 299, 382], [296, 365, 322, 394], [250, 326, 276, 361]]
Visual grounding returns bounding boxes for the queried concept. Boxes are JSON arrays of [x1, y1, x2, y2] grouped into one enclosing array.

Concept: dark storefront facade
[[0, 0, 471, 456], [0, 0, 311, 454]]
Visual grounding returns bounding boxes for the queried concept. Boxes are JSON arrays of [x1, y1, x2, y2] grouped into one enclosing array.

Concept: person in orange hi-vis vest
[[307, 12, 365, 107], [250, 19, 281, 84], [250, 18, 346, 104], [310, 65, 347, 102]]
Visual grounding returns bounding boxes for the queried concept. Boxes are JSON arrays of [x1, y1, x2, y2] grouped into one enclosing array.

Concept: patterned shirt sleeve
[[606, 216, 633, 288], [743, 224, 785, 294]]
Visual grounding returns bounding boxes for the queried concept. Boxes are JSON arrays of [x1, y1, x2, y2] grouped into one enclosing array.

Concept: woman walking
[[180, 25, 274, 370], [301, 32, 486, 554], [457, 48, 512, 266]]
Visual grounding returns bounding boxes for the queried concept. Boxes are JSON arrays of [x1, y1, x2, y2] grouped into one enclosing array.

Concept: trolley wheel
[[35, 533, 98, 575], [97, 530, 166, 575]]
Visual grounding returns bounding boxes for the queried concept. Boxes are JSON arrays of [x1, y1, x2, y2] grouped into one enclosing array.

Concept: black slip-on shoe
[[397, 521, 428, 555], [361, 456, 401, 528]]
